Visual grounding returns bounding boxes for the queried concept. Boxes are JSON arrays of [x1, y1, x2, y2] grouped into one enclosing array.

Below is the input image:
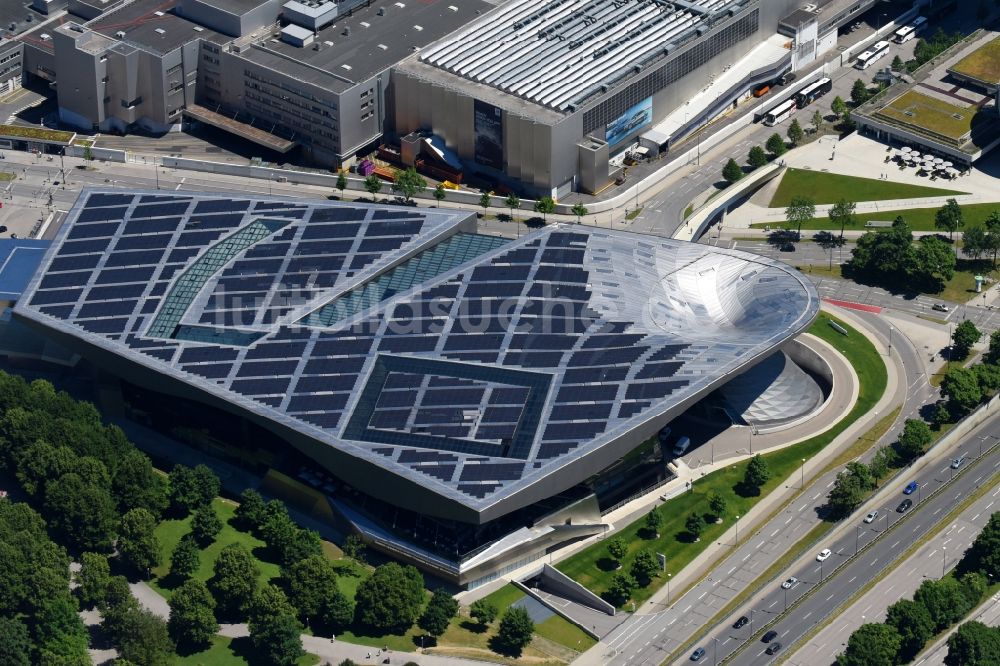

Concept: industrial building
[[15, 189, 819, 586]]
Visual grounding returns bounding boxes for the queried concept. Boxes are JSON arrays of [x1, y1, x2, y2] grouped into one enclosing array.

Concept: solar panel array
[[16, 189, 819, 516]]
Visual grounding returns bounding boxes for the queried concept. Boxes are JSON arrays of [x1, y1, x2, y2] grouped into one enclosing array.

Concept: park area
[[556, 313, 886, 608], [768, 168, 964, 208]]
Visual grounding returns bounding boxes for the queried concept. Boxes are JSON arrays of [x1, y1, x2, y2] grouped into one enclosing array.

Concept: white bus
[[893, 16, 927, 44], [855, 40, 891, 70], [794, 77, 832, 108], [763, 99, 797, 126]]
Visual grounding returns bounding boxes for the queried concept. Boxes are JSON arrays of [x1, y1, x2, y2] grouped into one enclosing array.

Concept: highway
[[692, 414, 1000, 666], [594, 309, 933, 666]]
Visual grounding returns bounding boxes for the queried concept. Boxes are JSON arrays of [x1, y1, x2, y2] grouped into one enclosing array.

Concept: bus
[[763, 99, 797, 126], [855, 40, 891, 70], [893, 16, 927, 43], [793, 78, 832, 108]]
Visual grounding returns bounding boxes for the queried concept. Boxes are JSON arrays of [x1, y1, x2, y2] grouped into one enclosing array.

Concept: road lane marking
[[727, 566, 737, 575], [770, 528, 780, 537], [891, 540, 900, 548]]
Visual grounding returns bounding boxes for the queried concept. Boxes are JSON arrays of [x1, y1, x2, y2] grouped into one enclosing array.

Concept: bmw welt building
[[16, 189, 818, 588]]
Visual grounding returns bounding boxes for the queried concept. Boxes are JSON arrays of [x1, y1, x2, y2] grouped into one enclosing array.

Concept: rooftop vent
[[395, 1, 405, 7], [377, 43, 387, 50], [193, 26, 203, 31], [313, 42, 321, 50], [342, 26, 350, 36], [360, 21, 370, 28], [115, 30, 126, 38], [447, 4, 457, 10], [341, 64, 352, 71], [153, 10, 164, 16], [155, 28, 165, 34], [40, 33, 50, 40], [413, 24, 423, 31], [377, 7, 385, 15]]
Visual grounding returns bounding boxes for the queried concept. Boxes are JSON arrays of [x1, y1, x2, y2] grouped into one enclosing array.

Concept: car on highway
[[780, 577, 799, 590], [864, 510, 879, 523], [762, 630, 778, 643], [690, 647, 705, 661], [816, 548, 832, 562], [766, 642, 783, 655], [932, 303, 950, 312], [897, 498, 913, 513], [903, 481, 918, 495], [951, 456, 966, 469], [779, 242, 795, 252], [733, 616, 749, 629]]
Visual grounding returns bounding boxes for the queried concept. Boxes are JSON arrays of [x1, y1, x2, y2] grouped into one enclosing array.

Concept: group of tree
[[912, 29, 966, 70], [937, 325, 1000, 422], [722, 133, 792, 185], [826, 461, 876, 518], [847, 216, 956, 292], [837, 510, 1000, 666], [960, 210, 1000, 266], [234, 488, 323, 568]]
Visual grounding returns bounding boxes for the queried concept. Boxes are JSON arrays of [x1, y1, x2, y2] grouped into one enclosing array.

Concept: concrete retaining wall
[[675, 163, 783, 241], [65, 145, 126, 162]]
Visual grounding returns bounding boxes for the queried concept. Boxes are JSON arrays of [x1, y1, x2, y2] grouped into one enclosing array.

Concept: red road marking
[[823, 298, 882, 314]]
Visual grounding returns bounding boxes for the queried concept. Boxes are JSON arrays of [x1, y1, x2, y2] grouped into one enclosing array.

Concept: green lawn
[[754, 200, 1000, 232], [949, 36, 1000, 85], [768, 168, 964, 207], [150, 498, 281, 598], [176, 635, 319, 666], [0, 123, 75, 143], [556, 313, 886, 608], [534, 615, 597, 652], [874, 90, 975, 141]]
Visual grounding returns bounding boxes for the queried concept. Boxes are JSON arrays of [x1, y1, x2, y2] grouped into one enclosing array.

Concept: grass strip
[[769, 168, 964, 207]]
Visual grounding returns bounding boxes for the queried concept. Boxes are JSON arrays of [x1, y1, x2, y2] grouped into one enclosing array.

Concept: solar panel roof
[[15, 189, 819, 523]]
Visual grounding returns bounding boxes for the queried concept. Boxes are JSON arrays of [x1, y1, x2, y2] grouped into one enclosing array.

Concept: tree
[[886, 598, 935, 661], [505, 192, 521, 222], [811, 109, 824, 134], [470, 599, 498, 627], [941, 366, 983, 416], [168, 578, 217, 649], [868, 446, 894, 484], [77, 552, 111, 609], [766, 133, 787, 157], [342, 534, 366, 563], [605, 572, 637, 606], [249, 608, 304, 666], [953, 320, 982, 361], [101, 575, 137, 642], [984, 211, 1000, 267], [931, 400, 951, 428], [891, 54, 905, 71], [354, 562, 425, 633], [234, 488, 266, 531], [607, 536, 627, 566], [914, 577, 974, 631], [960, 571, 988, 609], [630, 550, 659, 583], [829, 198, 857, 241], [191, 504, 223, 547], [911, 234, 957, 287], [644, 507, 662, 537], [83, 145, 93, 162], [336, 171, 348, 199], [685, 513, 706, 541], [112, 451, 168, 518], [392, 167, 426, 203], [247, 584, 296, 627], [748, 145, 768, 169], [261, 514, 322, 566], [787, 118, 805, 146], [15, 440, 76, 498], [534, 196, 555, 222], [117, 607, 174, 666], [722, 158, 743, 184], [896, 418, 933, 462], [419, 588, 459, 638], [935, 198, 964, 240], [963, 225, 987, 261], [168, 464, 219, 515], [44, 472, 118, 553], [785, 195, 816, 239], [285, 554, 353, 629], [496, 606, 534, 654], [169, 535, 200, 582], [709, 492, 727, 522], [364, 174, 383, 201], [962, 511, 1000, 579], [433, 183, 446, 206], [946, 621, 1000, 666], [850, 79, 870, 106], [571, 202, 589, 224], [837, 623, 902, 666], [479, 190, 492, 216], [34, 592, 90, 664], [831, 95, 848, 119], [743, 454, 770, 492], [118, 508, 161, 576], [0, 616, 31, 666], [986, 330, 1000, 364], [209, 543, 259, 619]]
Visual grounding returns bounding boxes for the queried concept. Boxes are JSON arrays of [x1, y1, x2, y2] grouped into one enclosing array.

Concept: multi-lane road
[[691, 415, 1000, 665]]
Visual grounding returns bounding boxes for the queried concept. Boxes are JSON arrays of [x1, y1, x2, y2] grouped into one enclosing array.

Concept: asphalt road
[[597, 309, 932, 666], [709, 415, 1000, 666]]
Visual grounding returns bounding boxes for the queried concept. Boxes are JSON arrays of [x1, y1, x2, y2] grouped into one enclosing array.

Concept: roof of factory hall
[[236, 0, 491, 93], [87, 0, 229, 55], [418, 0, 744, 112], [15, 189, 818, 522]]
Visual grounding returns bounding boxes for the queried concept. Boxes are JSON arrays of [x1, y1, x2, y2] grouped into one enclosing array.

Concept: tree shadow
[[156, 571, 187, 591], [487, 635, 524, 658], [524, 216, 546, 228], [596, 557, 620, 573], [766, 229, 799, 246], [675, 530, 699, 544], [734, 481, 760, 498], [175, 636, 217, 658], [460, 620, 489, 634], [812, 231, 844, 249]]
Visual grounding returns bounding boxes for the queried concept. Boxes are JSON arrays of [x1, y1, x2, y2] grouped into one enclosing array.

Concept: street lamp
[[735, 515, 740, 546], [856, 524, 861, 555], [888, 325, 894, 356], [942, 546, 947, 578], [713, 636, 719, 665], [800, 458, 806, 489], [666, 572, 672, 603]]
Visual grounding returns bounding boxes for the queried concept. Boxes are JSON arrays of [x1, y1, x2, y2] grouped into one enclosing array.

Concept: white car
[[932, 303, 949, 312], [864, 510, 879, 524], [781, 577, 799, 590], [816, 548, 832, 562]]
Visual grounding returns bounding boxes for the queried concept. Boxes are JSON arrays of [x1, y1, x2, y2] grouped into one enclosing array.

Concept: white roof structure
[[419, 0, 737, 111]]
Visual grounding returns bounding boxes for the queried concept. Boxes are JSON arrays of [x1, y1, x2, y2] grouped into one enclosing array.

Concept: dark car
[[733, 616, 749, 629], [897, 499, 913, 513], [762, 630, 778, 643], [766, 642, 783, 655], [690, 647, 706, 661]]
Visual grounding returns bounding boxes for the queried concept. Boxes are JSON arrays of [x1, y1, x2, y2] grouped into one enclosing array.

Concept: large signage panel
[[474, 100, 503, 169], [606, 96, 653, 147]]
